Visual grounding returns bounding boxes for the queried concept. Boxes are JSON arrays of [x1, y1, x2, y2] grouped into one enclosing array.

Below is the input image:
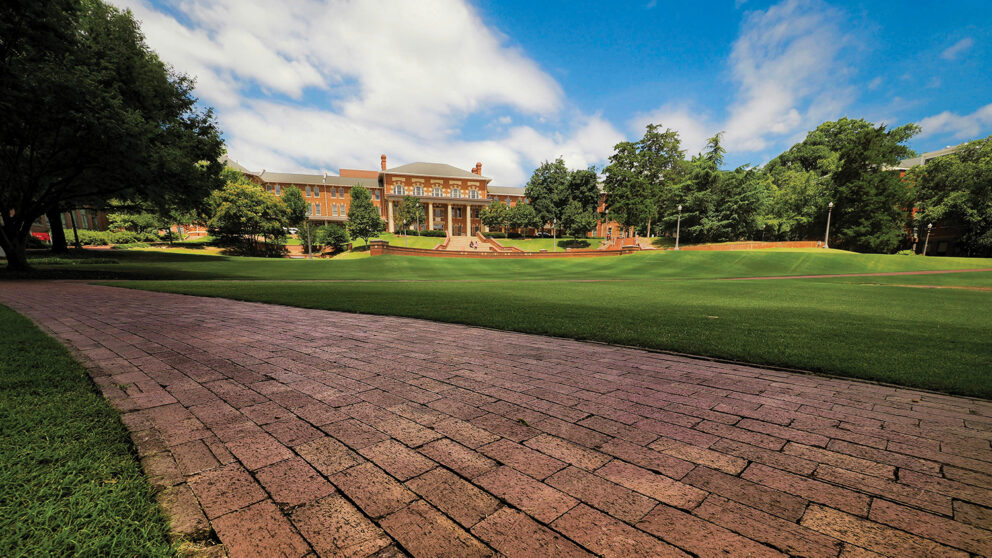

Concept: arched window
[[393, 184, 404, 195], [452, 188, 461, 199], [432, 186, 442, 197], [469, 188, 479, 199], [414, 185, 424, 196], [313, 186, 320, 196]]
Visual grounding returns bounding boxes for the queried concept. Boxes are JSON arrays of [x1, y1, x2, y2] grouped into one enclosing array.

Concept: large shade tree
[[909, 135, 992, 256], [0, 0, 223, 270], [346, 186, 385, 246]]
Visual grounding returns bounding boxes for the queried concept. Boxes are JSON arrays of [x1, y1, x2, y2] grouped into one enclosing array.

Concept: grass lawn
[[0, 305, 174, 557], [6, 247, 992, 397], [494, 236, 605, 251], [373, 232, 446, 249], [111, 274, 992, 398]]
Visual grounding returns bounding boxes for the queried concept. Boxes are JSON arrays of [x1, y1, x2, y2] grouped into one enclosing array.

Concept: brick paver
[[3, 282, 991, 557]]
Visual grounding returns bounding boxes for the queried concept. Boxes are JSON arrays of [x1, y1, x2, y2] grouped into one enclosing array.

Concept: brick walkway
[[3, 282, 991, 557]]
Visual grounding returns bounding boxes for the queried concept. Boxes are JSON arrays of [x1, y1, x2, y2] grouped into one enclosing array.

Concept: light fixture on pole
[[305, 206, 313, 260], [675, 204, 682, 251], [824, 201, 834, 249], [923, 223, 932, 256]]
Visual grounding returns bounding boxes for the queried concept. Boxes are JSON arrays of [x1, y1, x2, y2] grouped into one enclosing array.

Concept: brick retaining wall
[[369, 241, 636, 258], [680, 241, 819, 251]]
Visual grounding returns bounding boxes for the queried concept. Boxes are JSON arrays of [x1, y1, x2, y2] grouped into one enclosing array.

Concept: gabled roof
[[385, 162, 491, 181], [486, 186, 525, 196], [255, 171, 378, 188], [897, 144, 964, 170]]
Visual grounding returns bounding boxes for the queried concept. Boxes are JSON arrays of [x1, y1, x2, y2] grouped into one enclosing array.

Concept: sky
[[115, 0, 992, 187]]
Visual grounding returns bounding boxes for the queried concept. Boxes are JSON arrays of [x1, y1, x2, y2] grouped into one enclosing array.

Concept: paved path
[[3, 282, 992, 558]]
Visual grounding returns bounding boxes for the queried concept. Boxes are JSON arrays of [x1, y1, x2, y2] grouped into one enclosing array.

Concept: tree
[[314, 223, 350, 254], [560, 200, 598, 240], [603, 142, 654, 234], [0, 0, 224, 270], [281, 186, 312, 255], [207, 182, 288, 255], [480, 199, 510, 233], [831, 123, 919, 252], [396, 195, 425, 245], [107, 201, 168, 234], [508, 202, 541, 232], [525, 158, 570, 236], [637, 125, 686, 237], [347, 185, 385, 246], [909, 135, 992, 256]]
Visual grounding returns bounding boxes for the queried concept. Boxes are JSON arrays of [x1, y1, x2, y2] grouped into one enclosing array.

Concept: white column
[[387, 200, 394, 233], [465, 204, 471, 236], [446, 203, 452, 235], [428, 202, 434, 230]]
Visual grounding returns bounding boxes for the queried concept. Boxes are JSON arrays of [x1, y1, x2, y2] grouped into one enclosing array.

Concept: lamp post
[[823, 201, 834, 249], [675, 204, 682, 250], [305, 207, 313, 260], [923, 223, 932, 256], [912, 224, 919, 254]]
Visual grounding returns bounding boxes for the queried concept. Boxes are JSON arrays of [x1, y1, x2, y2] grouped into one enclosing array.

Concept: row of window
[[310, 203, 348, 217], [429, 207, 480, 219], [304, 185, 349, 198], [392, 184, 481, 199]]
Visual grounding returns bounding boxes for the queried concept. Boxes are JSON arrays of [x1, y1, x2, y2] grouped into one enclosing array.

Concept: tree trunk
[[0, 229, 30, 271], [47, 209, 68, 253], [646, 217, 652, 239], [68, 210, 81, 248]]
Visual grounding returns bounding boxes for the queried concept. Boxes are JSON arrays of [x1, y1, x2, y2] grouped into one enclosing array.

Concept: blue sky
[[118, 0, 991, 185]]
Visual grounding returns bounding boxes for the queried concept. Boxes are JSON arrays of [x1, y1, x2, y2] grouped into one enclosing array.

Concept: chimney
[[322, 170, 327, 184], [476, 162, 482, 175], [381, 154, 387, 171]]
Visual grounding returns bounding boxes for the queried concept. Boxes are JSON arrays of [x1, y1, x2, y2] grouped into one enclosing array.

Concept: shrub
[[485, 232, 507, 238], [421, 229, 447, 237], [110, 242, 150, 250], [314, 223, 350, 253], [896, 249, 919, 256], [26, 235, 50, 249], [506, 232, 523, 238]]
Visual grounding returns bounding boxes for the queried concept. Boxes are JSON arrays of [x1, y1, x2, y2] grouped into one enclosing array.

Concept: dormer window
[[452, 188, 461, 199], [469, 188, 479, 199], [414, 185, 424, 196], [432, 186, 442, 197], [393, 183, 404, 195]]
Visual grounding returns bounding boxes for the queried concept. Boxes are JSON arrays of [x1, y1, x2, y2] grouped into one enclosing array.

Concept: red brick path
[[3, 282, 991, 557]]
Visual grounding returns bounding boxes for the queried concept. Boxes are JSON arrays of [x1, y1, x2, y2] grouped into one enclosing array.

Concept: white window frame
[[452, 188, 461, 199], [414, 185, 424, 196]]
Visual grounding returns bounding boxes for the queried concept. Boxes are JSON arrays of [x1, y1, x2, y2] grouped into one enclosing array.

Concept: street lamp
[[675, 204, 682, 250], [305, 206, 313, 260], [923, 223, 932, 256], [824, 201, 833, 249]]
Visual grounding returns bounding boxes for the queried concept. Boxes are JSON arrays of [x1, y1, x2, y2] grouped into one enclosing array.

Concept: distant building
[[224, 154, 631, 239], [891, 144, 968, 256]]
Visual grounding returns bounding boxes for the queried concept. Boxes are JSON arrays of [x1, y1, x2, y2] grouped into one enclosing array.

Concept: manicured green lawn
[[12, 246, 991, 282], [494, 236, 605, 251], [0, 305, 175, 557], [374, 232, 445, 250], [109, 259, 992, 397]]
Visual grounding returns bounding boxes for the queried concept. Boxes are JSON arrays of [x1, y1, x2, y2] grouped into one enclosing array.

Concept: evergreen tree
[[480, 199, 509, 233], [346, 185, 385, 246]]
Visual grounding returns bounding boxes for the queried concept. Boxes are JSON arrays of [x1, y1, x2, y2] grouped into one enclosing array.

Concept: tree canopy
[[346, 185, 385, 246], [0, 0, 224, 269]]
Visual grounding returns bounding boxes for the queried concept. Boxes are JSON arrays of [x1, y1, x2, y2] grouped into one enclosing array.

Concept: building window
[[452, 188, 461, 199], [275, 185, 281, 195], [469, 188, 479, 199], [314, 186, 320, 196], [414, 185, 424, 196], [305, 185, 311, 196], [393, 184, 404, 195], [432, 186, 442, 197], [315, 203, 321, 216], [472, 208, 479, 218], [455, 208, 462, 218], [374, 190, 380, 200]]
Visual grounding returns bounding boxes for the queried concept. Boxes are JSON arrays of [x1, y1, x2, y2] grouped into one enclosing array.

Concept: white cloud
[[917, 103, 992, 139], [941, 37, 974, 60], [635, 0, 857, 158], [114, 0, 618, 185]]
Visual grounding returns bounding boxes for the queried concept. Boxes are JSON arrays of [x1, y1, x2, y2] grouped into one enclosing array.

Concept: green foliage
[[605, 124, 686, 234], [206, 181, 288, 255], [524, 158, 570, 230], [910, 135, 992, 256], [480, 199, 510, 232], [396, 195, 426, 233], [0, 305, 175, 556], [507, 202, 541, 231], [560, 200, 598, 239], [0, 0, 224, 270], [72, 229, 160, 245], [314, 223, 350, 253], [420, 229, 447, 238], [281, 186, 308, 228], [603, 142, 654, 231], [346, 186, 385, 245]]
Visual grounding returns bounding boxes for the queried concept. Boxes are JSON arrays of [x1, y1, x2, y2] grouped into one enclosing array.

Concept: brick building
[[227, 154, 631, 239]]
